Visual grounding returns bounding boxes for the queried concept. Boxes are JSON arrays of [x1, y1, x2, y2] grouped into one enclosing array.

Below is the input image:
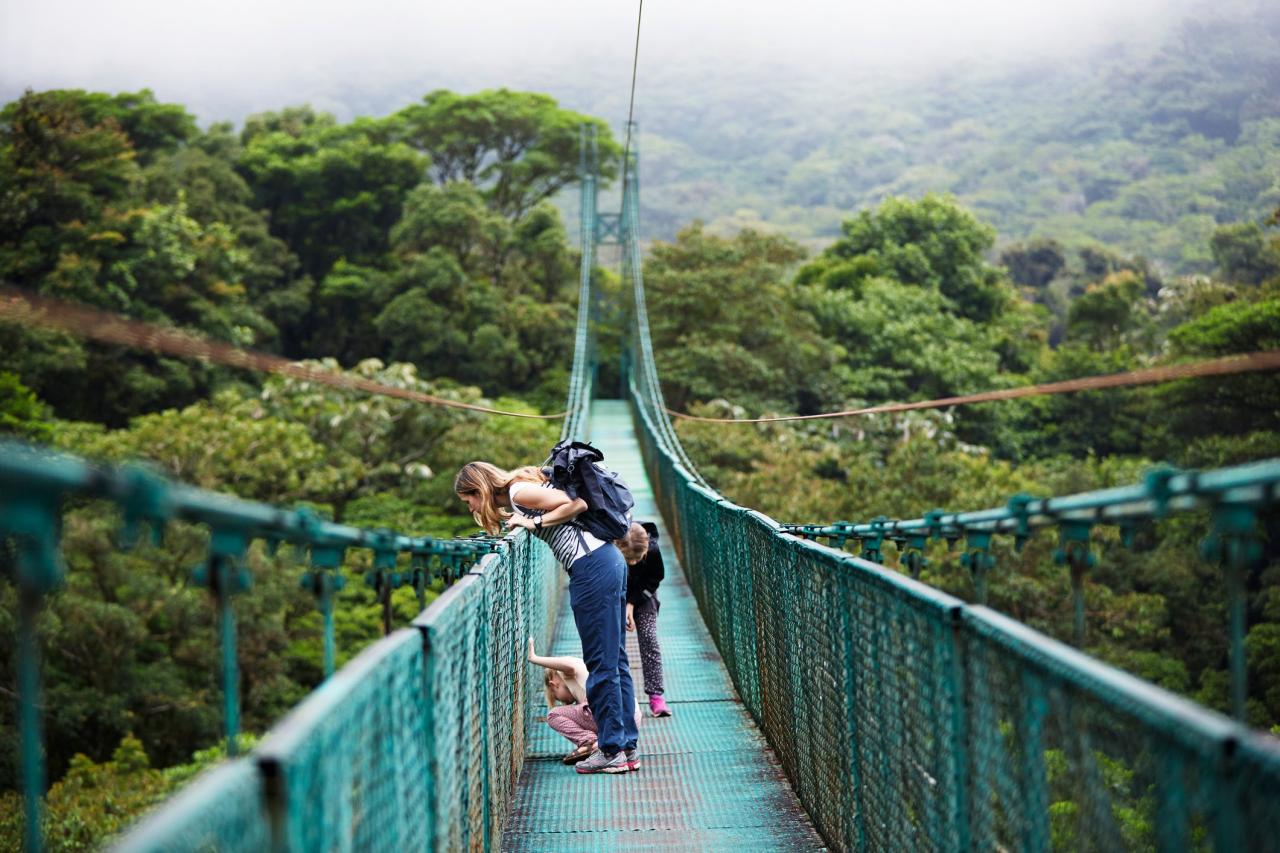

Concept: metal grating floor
[[501, 400, 825, 851]]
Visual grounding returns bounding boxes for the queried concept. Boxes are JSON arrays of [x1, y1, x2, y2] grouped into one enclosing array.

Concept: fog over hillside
[[4, 0, 1276, 270], [3, 0, 1199, 125]]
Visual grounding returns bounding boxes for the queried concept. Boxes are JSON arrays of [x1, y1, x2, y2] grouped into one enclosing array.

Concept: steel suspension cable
[[621, 0, 644, 177], [609, 0, 701, 481], [621, 158, 709, 486], [664, 349, 1280, 424], [0, 289, 568, 420], [561, 126, 599, 442]]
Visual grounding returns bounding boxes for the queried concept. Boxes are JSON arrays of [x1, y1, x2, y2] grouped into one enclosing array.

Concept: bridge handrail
[[115, 536, 560, 851], [628, 371, 1280, 850], [780, 459, 1280, 540], [619, 151, 1280, 850]]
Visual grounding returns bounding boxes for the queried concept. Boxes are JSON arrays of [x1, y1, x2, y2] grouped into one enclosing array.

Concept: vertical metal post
[[380, 579, 394, 637], [1055, 521, 1095, 648], [18, 589, 45, 853], [194, 528, 251, 757], [838, 581, 867, 852], [1017, 672, 1051, 852], [3, 491, 67, 853], [901, 533, 927, 580], [944, 606, 970, 853], [974, 565, 989, 605], [409, 545, 432, 611], [1204, 503, 1259, 722], [1071, 564, 1087, 649], [961, 530, 994, 606], [321, 590, 336, 678], [305, 543, 346, 679], [217, 573, 240, 757], [1226, 557, 1247, 721], [374, 546, 399, 637]]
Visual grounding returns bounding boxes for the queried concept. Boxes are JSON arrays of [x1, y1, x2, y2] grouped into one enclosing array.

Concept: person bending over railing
[[455, 461, 640, 774]]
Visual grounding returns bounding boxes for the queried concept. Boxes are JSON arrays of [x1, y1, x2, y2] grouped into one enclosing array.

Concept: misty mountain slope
[[607, 3, 1280, 271]]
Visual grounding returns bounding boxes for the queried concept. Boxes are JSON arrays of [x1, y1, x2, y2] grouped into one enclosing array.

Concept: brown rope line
[[666, 349, 1280, 424], [0, 289, 567, 420]]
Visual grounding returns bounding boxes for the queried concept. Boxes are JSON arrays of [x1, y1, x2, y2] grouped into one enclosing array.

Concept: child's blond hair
[[615, 522, 649, 564]]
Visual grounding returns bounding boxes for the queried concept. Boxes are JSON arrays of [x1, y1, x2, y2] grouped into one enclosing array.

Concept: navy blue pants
[[568, 543, 639, 755]]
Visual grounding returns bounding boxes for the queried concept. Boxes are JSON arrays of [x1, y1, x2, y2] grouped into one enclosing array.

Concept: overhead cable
[[666, 349, 1280, 424], [0, 289, 566, 420]]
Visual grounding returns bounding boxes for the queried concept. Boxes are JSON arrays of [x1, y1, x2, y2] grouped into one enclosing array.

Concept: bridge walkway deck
[[501, 399, 824, 851]]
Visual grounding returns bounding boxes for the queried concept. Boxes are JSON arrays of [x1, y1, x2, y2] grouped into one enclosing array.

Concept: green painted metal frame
[[116, 535, 561, 852], [618, 143, 1280, 849], [780, 461, 1280, 715], [0, 441, 508, 850]]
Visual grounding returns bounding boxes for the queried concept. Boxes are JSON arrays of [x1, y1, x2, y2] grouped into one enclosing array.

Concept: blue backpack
[[542, 441, 635, 541]]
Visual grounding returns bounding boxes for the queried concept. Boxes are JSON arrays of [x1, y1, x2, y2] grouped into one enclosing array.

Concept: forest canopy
[[2, 6, 1280, 842]]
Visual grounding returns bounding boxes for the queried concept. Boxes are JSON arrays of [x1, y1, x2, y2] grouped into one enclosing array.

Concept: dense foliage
[[2, 8, 1279, 840], [607, 2, 1280, 277], [0, 85, 589, 845], [0, 361, 558, 819], [0, 87, 617, 425], [653, 192, 1280, 734]]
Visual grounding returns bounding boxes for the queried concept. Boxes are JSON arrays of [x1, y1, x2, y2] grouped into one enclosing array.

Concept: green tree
[[796, 194, 1011, 321], [802, 279, 1003, 402], [0, 89, 140, 289], [373, 183, 578, 396], [239, 105, 336, 145], [1017, 345, 1155, 458], [0, 372, 53, 440], [1210, 220, 1280, 285], [237, 114, 425, 280], [0, 91, 282, 425], [1066, 270, 1154, 352], [394, 89, 620, 218], [1156, 298, 1280, 443], [643, 224, 843, 413], [1000, 237, 1067, 290], [142, 128, 310, 351]]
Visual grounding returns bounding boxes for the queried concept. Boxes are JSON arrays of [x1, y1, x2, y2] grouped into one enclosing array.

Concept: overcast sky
[[2, 0, 1199, 125]]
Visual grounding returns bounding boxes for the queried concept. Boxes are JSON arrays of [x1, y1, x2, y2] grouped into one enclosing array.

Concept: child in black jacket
[[617, 521, 672, 717]]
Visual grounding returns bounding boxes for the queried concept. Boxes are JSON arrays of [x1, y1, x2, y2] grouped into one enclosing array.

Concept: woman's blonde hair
[[615, 522, 649, 564], [454, 461, 547, 534]]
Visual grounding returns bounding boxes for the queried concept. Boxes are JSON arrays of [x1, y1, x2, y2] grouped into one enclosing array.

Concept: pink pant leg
[[547, 704, 598, 747]]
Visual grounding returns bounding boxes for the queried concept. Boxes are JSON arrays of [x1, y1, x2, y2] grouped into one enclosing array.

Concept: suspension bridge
[[4, 129, 1280, 852]]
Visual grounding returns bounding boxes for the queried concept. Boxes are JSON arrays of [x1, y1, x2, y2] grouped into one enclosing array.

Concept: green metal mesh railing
[[0, 438, 563, 852], [118, 533, 559, 852], [620, 146, 1280, 850]]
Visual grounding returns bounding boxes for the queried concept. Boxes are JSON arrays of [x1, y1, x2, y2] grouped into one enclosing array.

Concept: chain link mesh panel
[[115, 535, 560, 852], [255, 628, 430, 852], [962, 607, 1280, 852], [414, 531, 561, 851], [629, 388, 1280, 851], [112, 761, 269, 853]]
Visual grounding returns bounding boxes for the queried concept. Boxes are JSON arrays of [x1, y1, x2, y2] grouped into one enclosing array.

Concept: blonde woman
[[455, 461, 639, 774]]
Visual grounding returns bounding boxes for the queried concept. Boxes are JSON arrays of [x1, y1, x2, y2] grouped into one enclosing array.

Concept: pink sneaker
[[648, 695, 672, 717]]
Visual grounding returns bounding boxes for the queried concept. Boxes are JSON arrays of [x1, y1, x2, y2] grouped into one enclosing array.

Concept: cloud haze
[[2, 0, 1198, 124]]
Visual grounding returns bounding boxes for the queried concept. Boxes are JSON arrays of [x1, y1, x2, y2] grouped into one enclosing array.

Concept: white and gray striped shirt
[[508, 481, 606, 569]]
